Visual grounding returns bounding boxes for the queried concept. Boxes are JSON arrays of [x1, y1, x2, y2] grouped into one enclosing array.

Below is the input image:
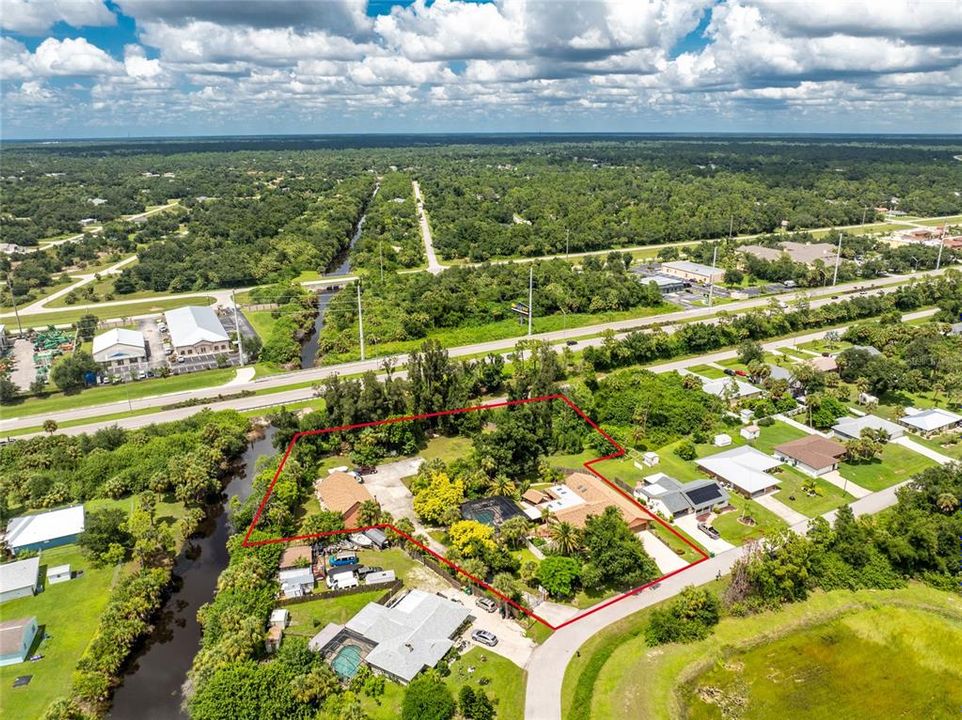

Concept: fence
[[278, 578, 402, 607]]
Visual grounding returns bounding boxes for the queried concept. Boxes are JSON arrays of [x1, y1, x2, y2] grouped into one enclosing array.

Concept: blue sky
[[2, 0, 959, 139]]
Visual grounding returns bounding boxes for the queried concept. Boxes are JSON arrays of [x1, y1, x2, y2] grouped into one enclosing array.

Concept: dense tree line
[[350, 171, 423, 271], [317, 255, 659, 360]]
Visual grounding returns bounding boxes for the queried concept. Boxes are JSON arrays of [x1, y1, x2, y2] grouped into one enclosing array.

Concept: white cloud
[[1, 0, 115, 34]]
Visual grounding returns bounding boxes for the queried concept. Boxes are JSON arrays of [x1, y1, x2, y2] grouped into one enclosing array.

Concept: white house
[[899, 407, 962, 437], [92, 328, 147, 370], [832, 414, 904, 441], [0, 557, 40, 603], [740, 424, 760, 441], [697, 446, 783, 497], [164, 305, 231, 356]]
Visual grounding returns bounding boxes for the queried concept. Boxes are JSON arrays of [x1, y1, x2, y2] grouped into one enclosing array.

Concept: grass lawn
[[775, 346, 813, 361], [915, 214, 962, 226], [418, 435, 474, 464], [3, 295, 216, 329], [795, 337, 851, 354], [546, 449, 598, 472], [837, 442, 937, 491], [362, 647, 526, 720], [910, 431, 962, 460], [712, 493, 787, 545], [562, 582, 962, 720], [284, 590, 386, 636], [685, 363, 727, 379], [771, 465, 854, 517], [648, 521, 705, 562], [4, 367, 237, 419], [750, 421, 809, 455], [244, 309, 276, 340], [0, 545, 123, 719], [714, 357, 749, 372]]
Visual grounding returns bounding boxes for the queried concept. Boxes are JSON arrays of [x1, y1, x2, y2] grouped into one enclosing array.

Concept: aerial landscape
[[1, 2, 961, 720]]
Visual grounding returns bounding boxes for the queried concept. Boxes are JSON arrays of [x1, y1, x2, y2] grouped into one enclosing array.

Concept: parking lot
[[8, 338, 36, 391]]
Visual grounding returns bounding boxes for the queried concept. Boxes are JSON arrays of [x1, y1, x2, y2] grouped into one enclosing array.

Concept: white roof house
[[702, 378, 762, 400], [0, 557, 40, 601], [164, 305, 229, 350], [832, 414, 904, 441], [697, 446, 782, 497], [5, 506, 85, 553], [345, 589, 470, 683], [899, 408, 962, 435], [91, 328, 147, 364]]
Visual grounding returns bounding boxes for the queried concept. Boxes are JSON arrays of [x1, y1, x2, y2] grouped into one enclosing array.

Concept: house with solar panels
[[634, 473, 729, 519]]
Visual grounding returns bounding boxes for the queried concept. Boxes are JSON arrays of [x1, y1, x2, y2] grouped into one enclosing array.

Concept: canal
[[108, 427, 277, 720]]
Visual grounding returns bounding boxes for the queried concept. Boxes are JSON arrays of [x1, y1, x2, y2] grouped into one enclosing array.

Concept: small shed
[[642, 451, 660, 467], [858, 392, 878, 406], [265, 623, 283, 653], [46, 565, 72, 585], [739, 408, 755, 424], [269, 608, 289, 627], [713, 433, 733, 447], [740, 424, 760, 441], [362, 527, 390, 549]]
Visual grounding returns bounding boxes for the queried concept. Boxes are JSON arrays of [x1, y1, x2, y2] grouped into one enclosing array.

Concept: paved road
[[523, 460, 932, 720], [20, 255, 138, 314], [412, 180, 444, 274], [0, 302, 938, 438]]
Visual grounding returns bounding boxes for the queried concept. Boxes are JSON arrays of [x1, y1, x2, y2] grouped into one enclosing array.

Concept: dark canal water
[[108, 427, 276, 720]]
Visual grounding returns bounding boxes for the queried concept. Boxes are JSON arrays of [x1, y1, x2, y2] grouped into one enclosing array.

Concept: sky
[[1, 0, 961, 139]]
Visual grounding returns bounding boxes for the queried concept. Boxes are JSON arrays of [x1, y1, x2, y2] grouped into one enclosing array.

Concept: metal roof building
[[697, 446, 783, 498], [5, 506, 85, 554], [164, 305, 229, 352], [0, 557, 40, 603], [91, 328, 147, 365]]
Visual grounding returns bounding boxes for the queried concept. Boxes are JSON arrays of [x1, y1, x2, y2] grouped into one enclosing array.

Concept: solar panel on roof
[[685, 484, 723, 506]]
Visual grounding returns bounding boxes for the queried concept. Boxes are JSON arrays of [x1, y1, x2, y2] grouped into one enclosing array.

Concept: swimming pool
[[331, 644, 364, 679]]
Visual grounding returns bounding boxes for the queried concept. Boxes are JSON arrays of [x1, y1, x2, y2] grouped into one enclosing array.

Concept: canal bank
[[108, 427, 277, 720]]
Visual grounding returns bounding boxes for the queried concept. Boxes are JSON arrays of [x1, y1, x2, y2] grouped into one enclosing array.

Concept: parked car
[[565, 340, 578, 346], [723, 368, 736, 376], [176, 356, 185, 364], [697, 522, 721, 540], [329, 551, 359, 567], [356, 465, 378, 475], [734, 369, 748, 377], [356, 566, 383, 579], [471, 629, 498, 647], [476, 597, 498, 613]]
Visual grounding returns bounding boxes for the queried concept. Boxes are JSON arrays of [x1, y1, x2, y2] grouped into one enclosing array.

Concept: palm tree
[[357, 499, 382, 526], [491, 474, 515, 497], [936, 493, 959, 514], [548, 521, 582, 556]]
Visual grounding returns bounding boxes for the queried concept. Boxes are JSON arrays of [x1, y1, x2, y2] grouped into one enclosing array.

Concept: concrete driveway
[[638, 530, 689, 573], [362, 458, 424, 520], [821, 469, 869, 498], [753, 492, 808, 525], [439, 588, 535, 668], [674, 514, 734, 554]]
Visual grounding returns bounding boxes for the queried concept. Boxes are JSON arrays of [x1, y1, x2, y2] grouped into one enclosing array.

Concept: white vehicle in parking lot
[[471, 629, 498, 647]]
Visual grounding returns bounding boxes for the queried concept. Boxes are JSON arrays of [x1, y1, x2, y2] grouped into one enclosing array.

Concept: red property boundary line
[[242, 393, 709, 631]]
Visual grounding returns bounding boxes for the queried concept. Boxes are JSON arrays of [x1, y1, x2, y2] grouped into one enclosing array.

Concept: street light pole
[[231, 289, 246, 365], [707, 244, 718, 307], [7, 273, 24, 338], [936, 225, 946, 271], [527, 265, 533, 336], [356, 282, 366, 361], [565, 227, 570, 259], [832, 232, 842, 286]]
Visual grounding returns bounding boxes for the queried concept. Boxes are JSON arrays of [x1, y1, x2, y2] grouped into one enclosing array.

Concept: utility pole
[[356, 282, 366, 361], [379, 241, 384, 282], [231, 289, 246, 365], [832, 232, 842, 286], [707, 244, 718, 307], [527, 265, 533, 336], [728, 214, 734, 241], [565, 227, 570, 259], [936, 225, 946, 271], [7, 273, 24, 338], [861, 207, 868, 226]]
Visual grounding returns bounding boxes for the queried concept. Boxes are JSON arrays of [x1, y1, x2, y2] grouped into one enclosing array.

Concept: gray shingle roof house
[[0, 617, 38, 667], [310, 589, 471, 684], [634, 473, 729, 519], [831, 414, 904, 441]]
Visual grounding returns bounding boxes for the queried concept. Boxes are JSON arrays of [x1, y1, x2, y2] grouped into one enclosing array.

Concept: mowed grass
[[712, 493, 787, 545], [682, 605, 962, 720], [4, 367, 237, 419], [771, 465, 854, 517], [749, 421, 809, 455], [837, 442, 937, 491], [419, 434, 475, 464], [284, 590, 386, 636], [0, 545, 122, 719], [686, 364, 726, 379], [562, 582, 962, 720], [361, 647, 525, 720]]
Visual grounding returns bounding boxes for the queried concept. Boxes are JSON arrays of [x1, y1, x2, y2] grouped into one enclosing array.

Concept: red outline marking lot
[[242, 393, 709, 630]]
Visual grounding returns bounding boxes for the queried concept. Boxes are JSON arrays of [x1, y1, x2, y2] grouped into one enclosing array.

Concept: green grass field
[[418, 435, 475, 465], [284, 591, 386, 636], [0, 545, 123, 719], [771, 465, 853, 517], [837, 442, 937, 491], [561, 582, 962, 720], [712, 493, 788, 545], [685, 364, 726, 379], [749, 421, 809, 455]]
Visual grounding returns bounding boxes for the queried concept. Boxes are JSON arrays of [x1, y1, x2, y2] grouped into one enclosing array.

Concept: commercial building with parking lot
[[91, 328, 148, 371], [164, 305, 231, 356], [659, 260, 725, 285]]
